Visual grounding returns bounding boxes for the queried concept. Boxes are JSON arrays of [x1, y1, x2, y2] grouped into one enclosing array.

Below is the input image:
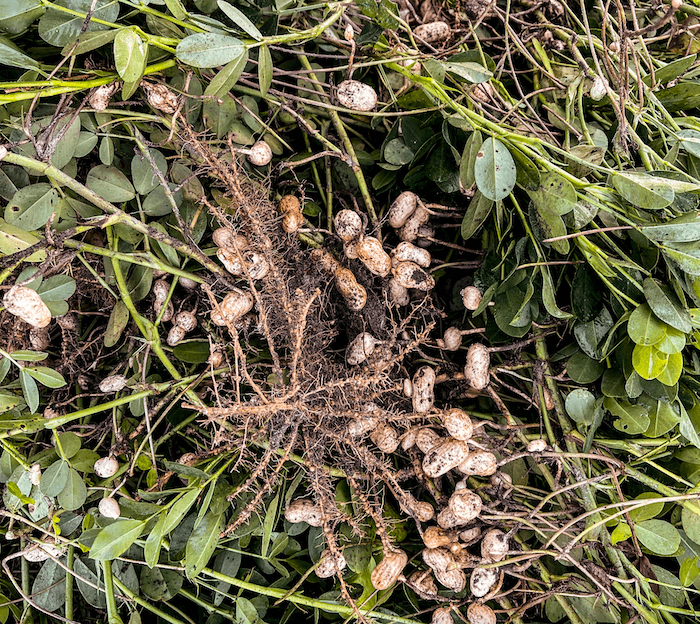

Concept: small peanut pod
[[437, 507, 473, 529], [414, 21, 451, 43], [432, 607, 453, 624], [441, 408, 473, 441], [438, 327, 462, 351], [481, 529, 509, 562], [388, 278, 410, 306], [337, 80, 378, 112], [470, 566, 499, 598], [334, 268, 367, 311], [334, 210, 363, 241], [467, 603, 497, 624], [346, 332, 378, 365], [213, 227, 248, 250], [316, 549, 347, 578], [370, 423, 400, 453], [98, 497, 121, 519], [392, 261, 435, 291], [422, 546, 455, 573], [211, 290, 254, 326], [435, 567, 467, 592], [388, 191, 418, 228], [217, 247, 246, 275], [464, 344, 490, 390], [448, 489, 482, 522], [311, 249, 341, 275], [412, 366, 436, 414], [344, 240, 359, 260], [423, 526, 458, 549], [3, 286, 51, 328], [247, 140, 273, 166], [460, 286, 482, 311], [99, 375, 128, 393], [423, 438, 470, 478], [356, 237, 392, 277], [391, 242, 431, 268], [279, 195, 304, 233], [370, 549, 408, 590], [398, 205, 429, 242], [458, 451, 498, 477], [527, 438, 548, 453], [408, 570, 438, 597], [243, 251, 270, 280], [347, 415, 378, 437], [94, 457, 119, 478], [415, 428, 442, 453], [400, 492, 435, 522], [285, 499, 323, 527], [153, 279, 174, 322]]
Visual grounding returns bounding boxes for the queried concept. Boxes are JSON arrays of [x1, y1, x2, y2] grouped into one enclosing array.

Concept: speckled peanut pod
[[391, 242, 431, 268], [356, 237, 392, 277], [370, 549, 408, 590], [392, 261, 435, 291], [423, 438, 470, 478], [412, 366, 435, 413], [285, 499, 323, 527]]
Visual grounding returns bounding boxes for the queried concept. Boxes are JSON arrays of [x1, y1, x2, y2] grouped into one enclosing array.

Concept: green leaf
[[567, 351, 604, 383], [640, 212, 700, 243], [57, 432, 81, 458], [643, 277, 692, 333], [644, 400, 681, 437], [656, 326, 686, 354], [628, 304, 666, 346], [105, 300, 130, 348], [460, 190, 493, 240], [9, 350, 47, 362], [203, 51, 249, 97], [144, 512, 167, 568], [0, 35, 39, 70], [23, 366, 66, 388], [0, 0, 43, 35], [114, 29, 146, 84], [31, 559, 66, 612], [384, 138, 414, 166], [530, 198, 569, 255], [163, 459, 209, 481], [571, 266, 602, 322], [540, 265, 573, 320], [131, 149, 167, 196], [628, 493, 665, 522], [565, 389, 597, 425], [474, 137, 516, 201], [681, 505, 700, 545], [611, 171, 675, 209], [90, 519, 145, 561], [4, 183, 59, 232], [663, 243, 700, 276], [36, 275, 77, 301], [57, 467, 87, 511], [176, 33, 244, 68], [459, 130, 482, 189], [604, 397, 650, 434], [611, 522, 632, 545], [632, 344, 668, 380], [40, 460, 70, 497], [635, 519, 681, 556], [528, 171, 577, 216], [184, 511, 223, 579], [173, 341, 210, 364], [261, 489, 279, 558], [573, 307, 613, 359], [20, 370, 38, 413], [163, 488, 201, 535], [680, 401, 700, 449], [680, 557, 700, 587], [38, 0, 120, 48], [140, 566, 183, 601], [86, 165, 136, 203], [74, 557, 106, 609], [63, 29, 119, 56], [142, 184, 182, 217], [218, 0, 263, 40]]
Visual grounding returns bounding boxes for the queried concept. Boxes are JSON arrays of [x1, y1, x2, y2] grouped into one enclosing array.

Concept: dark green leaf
[[86, 165, 136, 202], [4, 183, 59, 232], [644, 277, 692, 333], [90, 519, 145, 561], [176, 33, 244, 68], [40, 460, 69, 497], [38, 0, 119, 47], [57, 467, 87, 511], [185, 512, 223, 579], [474, 137, 516, 201]]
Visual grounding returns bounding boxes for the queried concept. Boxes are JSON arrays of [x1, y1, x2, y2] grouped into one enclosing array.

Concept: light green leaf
[[114, 29, 146, 84], [474, 137, 516, 201], [105, 300, 130, 348], [632, 344, 668, 380], [131, 149, 167, 196], [163, 488, 201, 535], [23, 366, 66, 388], [611, 171, 675, 209], [565, 389, 597, 425], [644, 400, 681, 437], [218, 0, 262, 40], [90, 519, 145, 561], [144, 512, 166, 568], [442, 61, 492, 84], [176, 33, 244, 68], [656, 325, 686, 354], [20, 370, 38, 413], [62, 29, 119, 56], [0, 218, 46, 262], [656, 351, 683, 386], [635, 519, 681, 556], [36, 275, 76, 301], [4, 184, 59, 232], [681, 506, 700, 545], [605, 397, 650, 434], [628, 493, 665, 522], [0, 0, 43, 35], [640, 212, 700, 243], [460, 190, 493, 240], [184, 511, 223, 579], [540, 265, 573, 319], [528, 171, 577, 216], [627, 304, 666, 346]]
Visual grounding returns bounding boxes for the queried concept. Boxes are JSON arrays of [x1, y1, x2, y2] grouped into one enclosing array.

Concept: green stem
[[65, 545, 74, 622]]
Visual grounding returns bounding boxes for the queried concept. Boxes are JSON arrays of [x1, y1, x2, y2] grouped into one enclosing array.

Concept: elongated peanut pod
[[334, 268, 367, 311], [412, 366, 435, 413]]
